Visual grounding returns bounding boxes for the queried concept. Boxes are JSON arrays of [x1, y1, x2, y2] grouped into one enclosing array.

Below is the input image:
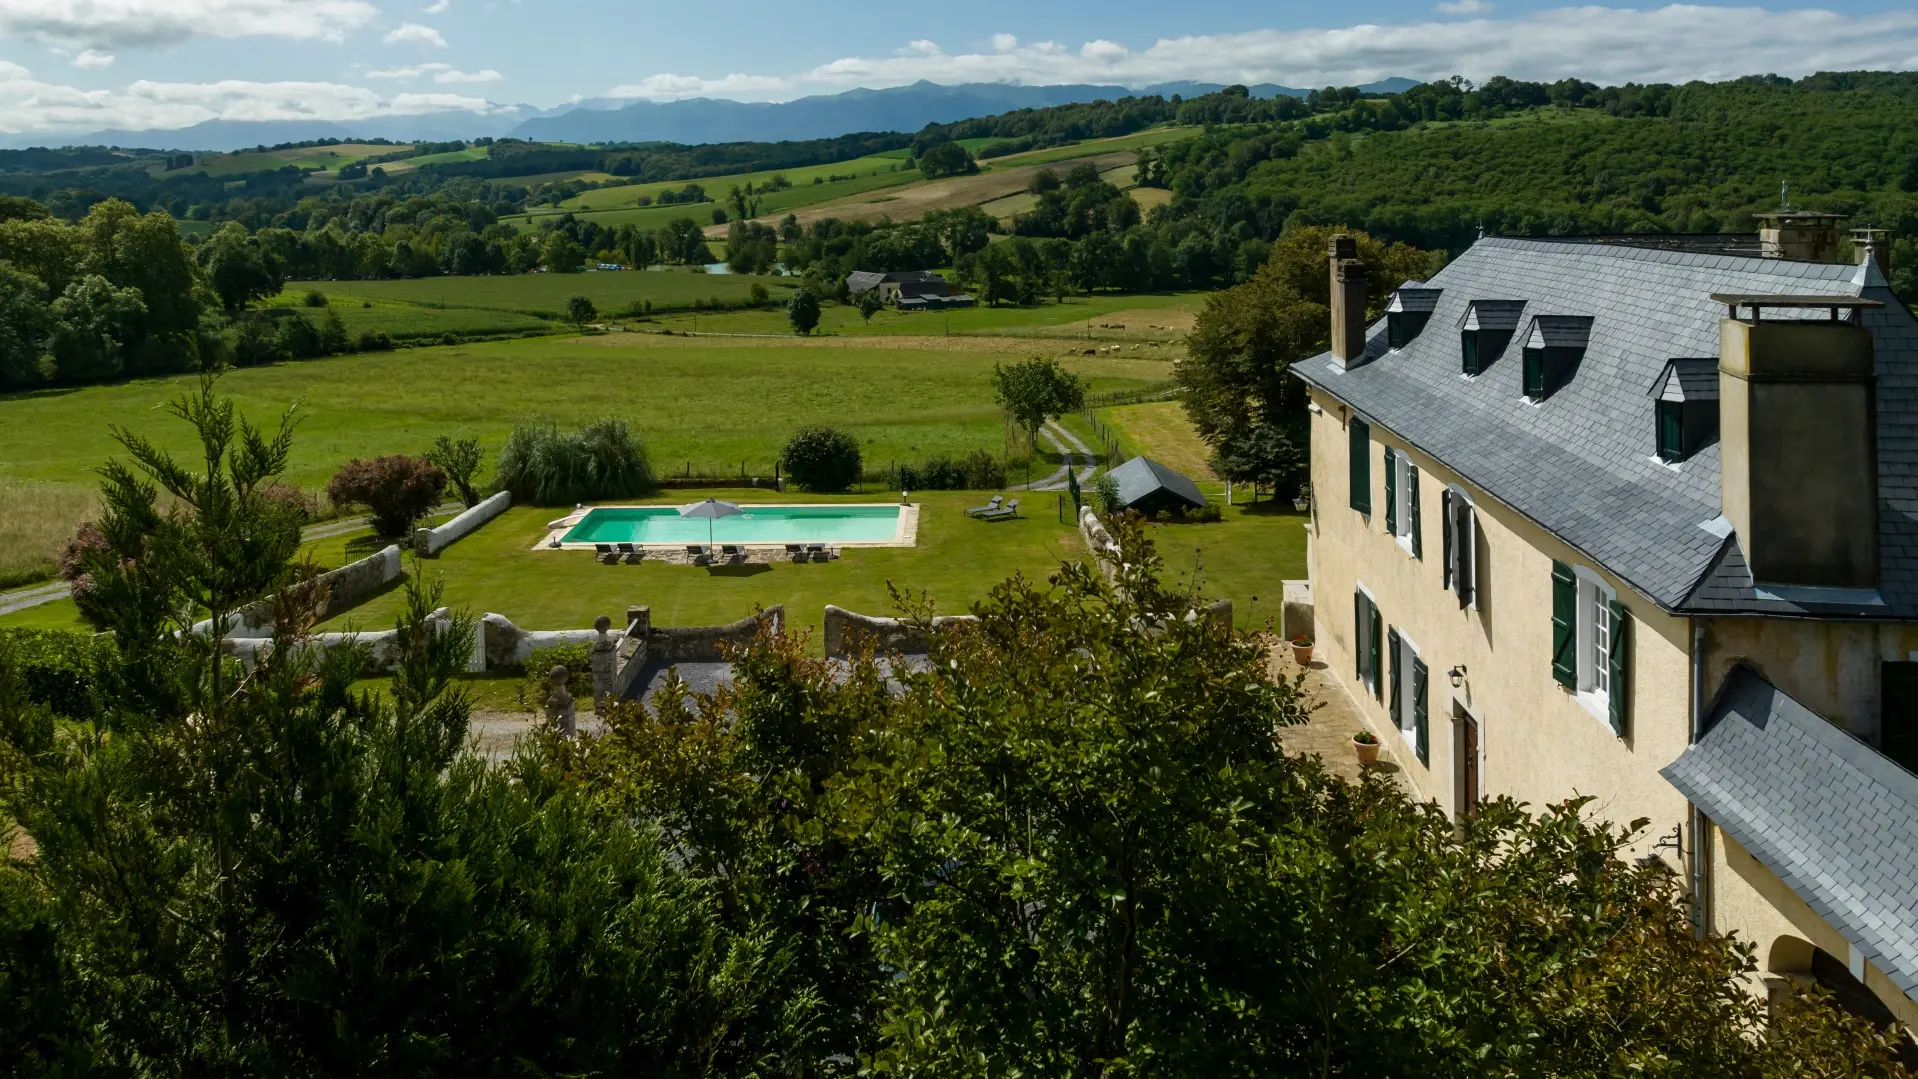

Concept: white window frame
[[1445, 484, 1479, 610], [1356, 581, 1380, 695], [1573, 566, 1615, 723], [1390, 450, 1417, 555], [1395, 629, 1422, 752]]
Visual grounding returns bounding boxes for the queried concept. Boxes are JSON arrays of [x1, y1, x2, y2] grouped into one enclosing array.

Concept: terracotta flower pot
[[1291, 643, 1313, 666], [1353, 736, 1381, 766]]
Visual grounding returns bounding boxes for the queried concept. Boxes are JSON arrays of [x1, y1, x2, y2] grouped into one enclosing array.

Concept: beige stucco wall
[[1304, 387, 1693, 862], [1701, 617, 1918, 743], [1711, 829, 1918, 1030]]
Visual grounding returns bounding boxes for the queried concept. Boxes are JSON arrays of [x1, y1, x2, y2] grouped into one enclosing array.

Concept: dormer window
[[1457, 300, 1525, 376], [1518, 315, 1594, 401], [1647, 358, 1719, 463], [1385, 285, 1441, 350]]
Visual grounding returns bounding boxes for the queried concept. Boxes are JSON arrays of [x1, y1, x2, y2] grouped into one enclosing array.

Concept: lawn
[[280, 271, 796, 319]]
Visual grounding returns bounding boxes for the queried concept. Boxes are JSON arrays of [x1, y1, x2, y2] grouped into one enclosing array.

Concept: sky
[[0, 0, 1915, 136]]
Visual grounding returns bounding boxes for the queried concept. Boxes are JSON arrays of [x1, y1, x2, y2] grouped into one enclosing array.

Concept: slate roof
[[1662, 665, 1918, 997], [1292, 236, 1918, 617], [1649, 358, 1719, 402], [1108, 455, 1207, 510], [844, 270, 887, 294]]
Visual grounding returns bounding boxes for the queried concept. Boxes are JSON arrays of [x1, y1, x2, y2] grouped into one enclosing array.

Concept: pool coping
[[533, 501, 921, 552]]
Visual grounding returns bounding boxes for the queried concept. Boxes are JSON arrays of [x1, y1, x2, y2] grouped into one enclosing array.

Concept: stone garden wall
[[196, 543, 403, 638], [822, 605, 977, 658], [415, 492, 511, 556]]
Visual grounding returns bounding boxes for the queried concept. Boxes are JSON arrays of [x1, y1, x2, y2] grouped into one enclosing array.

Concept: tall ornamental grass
[[494, 419, 653, 506]]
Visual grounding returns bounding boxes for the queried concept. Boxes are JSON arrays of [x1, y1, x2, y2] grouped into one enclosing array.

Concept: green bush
[[357, 329, 394, 351], [517, 642, 593, 711], [780, 425, 861, 493], [302, 290, 328, 307], [0, 629, 109, 719], [495, 418, 654, 506], [893, 449, 1005, 491]]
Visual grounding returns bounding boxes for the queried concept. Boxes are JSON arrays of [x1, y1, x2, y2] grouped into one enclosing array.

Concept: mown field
[[263, 294, 555, 339], [153, 143, 409, 178], [507, 170, 917, 234], [0, 332, 1168, 600], [562, 153, 910, 212], [640, 290, 1202, 342], [280, 270, 798, 319]]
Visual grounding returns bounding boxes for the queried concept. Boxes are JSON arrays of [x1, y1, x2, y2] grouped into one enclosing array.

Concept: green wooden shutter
[[1383, 448, 1397, 535], [1458, 507, 1476, 610], [1608, 599, 1629, 736], [1354, 590, 1365, 683], [1348, 419, 1371, 513], [1388, 628, 1403, 728], [1551, 561, 1577, 689], [1442, 489, 1455, 590], [1409, 464, 1422, 558], [1413, 657, 1430, 766], [1370, 602, 1383, 700]]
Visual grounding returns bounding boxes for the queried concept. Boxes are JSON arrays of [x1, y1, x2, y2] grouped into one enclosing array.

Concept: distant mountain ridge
[[33, 77, 1419, 152], [508, 78, 1421, 144]]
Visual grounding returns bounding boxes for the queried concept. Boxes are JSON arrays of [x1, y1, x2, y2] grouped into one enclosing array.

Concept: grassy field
[[0, 332, 1169, 592], [561, 154, 909, 212], [507, 170, 918, 234], [379, 146, 491, 174], [281, 270, 798, 319], [153, 143, 408, 178], [265, 293, 555, 339], [0, 479, 96, 590], [640, 291, 1203, 342]]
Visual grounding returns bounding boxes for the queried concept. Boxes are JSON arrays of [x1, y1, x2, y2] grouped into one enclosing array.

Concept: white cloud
[[366, 61, 500, 83], [424, 0, 451, 11], [602, 72, 793, 100], [383, 22, 447, 47], [1436, 0, 1494, 12], [73, 50, 116, 70], [990, 33, 1018, 53], [789, 6, 1918, 92], [0, 61, 503, 135], [0, 0, 376, 51]]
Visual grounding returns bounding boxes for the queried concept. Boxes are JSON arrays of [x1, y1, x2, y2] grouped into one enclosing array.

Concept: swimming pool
[[560, 504, 908, 547]]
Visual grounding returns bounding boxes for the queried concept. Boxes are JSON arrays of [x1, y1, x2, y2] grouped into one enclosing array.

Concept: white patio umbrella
[[678, 497, 743, 546]]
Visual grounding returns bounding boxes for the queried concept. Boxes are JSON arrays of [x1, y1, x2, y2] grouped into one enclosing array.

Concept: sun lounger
[[965, 495, 1005, 517], [720, 544, 744, 563], [685, 544, 712, 565], [786, 543, 806, 561], [595, 543, 618, 563], [805, 543, 828, 562], [616, 542, 641, 563], [980, 498, 1021, 521]]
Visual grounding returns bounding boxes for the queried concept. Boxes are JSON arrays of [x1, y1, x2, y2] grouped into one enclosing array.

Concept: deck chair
[[595, 543, 619, 564], [720, 544, 745, 564], [805, 543, 828, 562], [685, 544, 712, 565], [965, 495, 1004, 517], [616, 542, 641, 564], [980, 498, 1021, 521], [785, 543, 806, 562]]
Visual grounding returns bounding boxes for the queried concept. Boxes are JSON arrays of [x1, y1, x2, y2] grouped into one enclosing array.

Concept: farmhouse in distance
[[844, 269, 976, 309]]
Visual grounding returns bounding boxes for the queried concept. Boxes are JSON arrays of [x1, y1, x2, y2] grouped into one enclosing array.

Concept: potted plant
[[1290, 635, 1313, 665], [1353, 729, 1381, 766], [1293, 484, 1313, 513]]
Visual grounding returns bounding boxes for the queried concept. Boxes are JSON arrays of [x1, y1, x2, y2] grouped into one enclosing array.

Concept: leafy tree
[[0, 261, 52, 388], [566, 293, 597, 329], [856, 288, 884, 323], [658, 216, 714, 265], [79, 199, 202, 375], [918, 140, 979, 179], [538, 230, 585, 273], [1209, 422, 1307, 500], [1178, 225, 1434, 449], [779, 425, 861, 492], [425, 434, 485, 508], [201, 221, 285, 314], [274, 311, 323, 358], [318, 307, 349, 354], [786, 288, 822, 335], [992, 356, 1086, 454], [325, 455, 447, 539], [46, 274, 145, 383]]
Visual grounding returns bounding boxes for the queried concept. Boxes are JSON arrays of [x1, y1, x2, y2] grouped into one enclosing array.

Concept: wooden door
[[1454, 703, 1480, 818]]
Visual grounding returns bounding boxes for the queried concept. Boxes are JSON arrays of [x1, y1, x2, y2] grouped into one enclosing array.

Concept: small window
[[1880, 661, 1918, 773], [1442, 488, 1478, 609], [1354, 588, 1383, 698], [1656, 400, 1685, 463], [1388, 627, 1430, 766], [1461, 330, 1479, 375], [1523, 347, 1547, 398], [1389, 312, 1408, 350], [1385, 449, 1421, 557], [1553, 562, 1630, 734]]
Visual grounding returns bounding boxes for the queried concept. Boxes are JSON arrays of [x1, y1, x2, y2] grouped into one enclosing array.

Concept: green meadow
[[279, 270, 798, 319]]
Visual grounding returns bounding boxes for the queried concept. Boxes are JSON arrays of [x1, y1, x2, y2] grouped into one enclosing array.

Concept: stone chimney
[[1715, 294, 1882, 590], [1852, 227, 1891, 280], [1755, 210, 1847, 262], [1328, 235, 1368, 368]]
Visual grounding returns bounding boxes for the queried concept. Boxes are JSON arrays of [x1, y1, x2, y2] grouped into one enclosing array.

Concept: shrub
[[494, 419, 654, 506], [303, 289, 328, 307], [786, 289, 821, 335], [517, 642, 593, 711], [566, 294, 596, 329], [357, 329, 393, 351], [425, 435, 485, 508], [276, 313, 323, 359], [261, 482, 319, 523], [0, 628, 110, 719], [231, 313, 286, 366], [325, 455, 446, 539], [781, 425, 861, 493], [318, 309, 349, 354], [894, 449, 1005, 491]]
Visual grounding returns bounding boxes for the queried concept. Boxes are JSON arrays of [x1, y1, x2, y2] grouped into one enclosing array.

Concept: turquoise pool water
[[562, 505, 903, 546]]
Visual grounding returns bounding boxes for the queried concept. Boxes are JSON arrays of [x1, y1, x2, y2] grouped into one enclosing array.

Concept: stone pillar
[[544, 665, 576, 738], [590, 614, 619, 712]]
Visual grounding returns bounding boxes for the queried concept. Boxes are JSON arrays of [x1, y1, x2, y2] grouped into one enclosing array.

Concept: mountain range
[[40, 77, 1420, 152]]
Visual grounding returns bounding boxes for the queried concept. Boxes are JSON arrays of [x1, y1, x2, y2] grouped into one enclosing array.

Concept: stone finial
[[544, 664, 577, 738], [590, 615, 619, 713]]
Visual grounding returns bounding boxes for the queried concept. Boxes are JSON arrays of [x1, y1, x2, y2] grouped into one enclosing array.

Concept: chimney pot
[[1756, 210, 1847, 263], [1327, 237, 1368, 368], [1328, 235, 1357, 262]]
